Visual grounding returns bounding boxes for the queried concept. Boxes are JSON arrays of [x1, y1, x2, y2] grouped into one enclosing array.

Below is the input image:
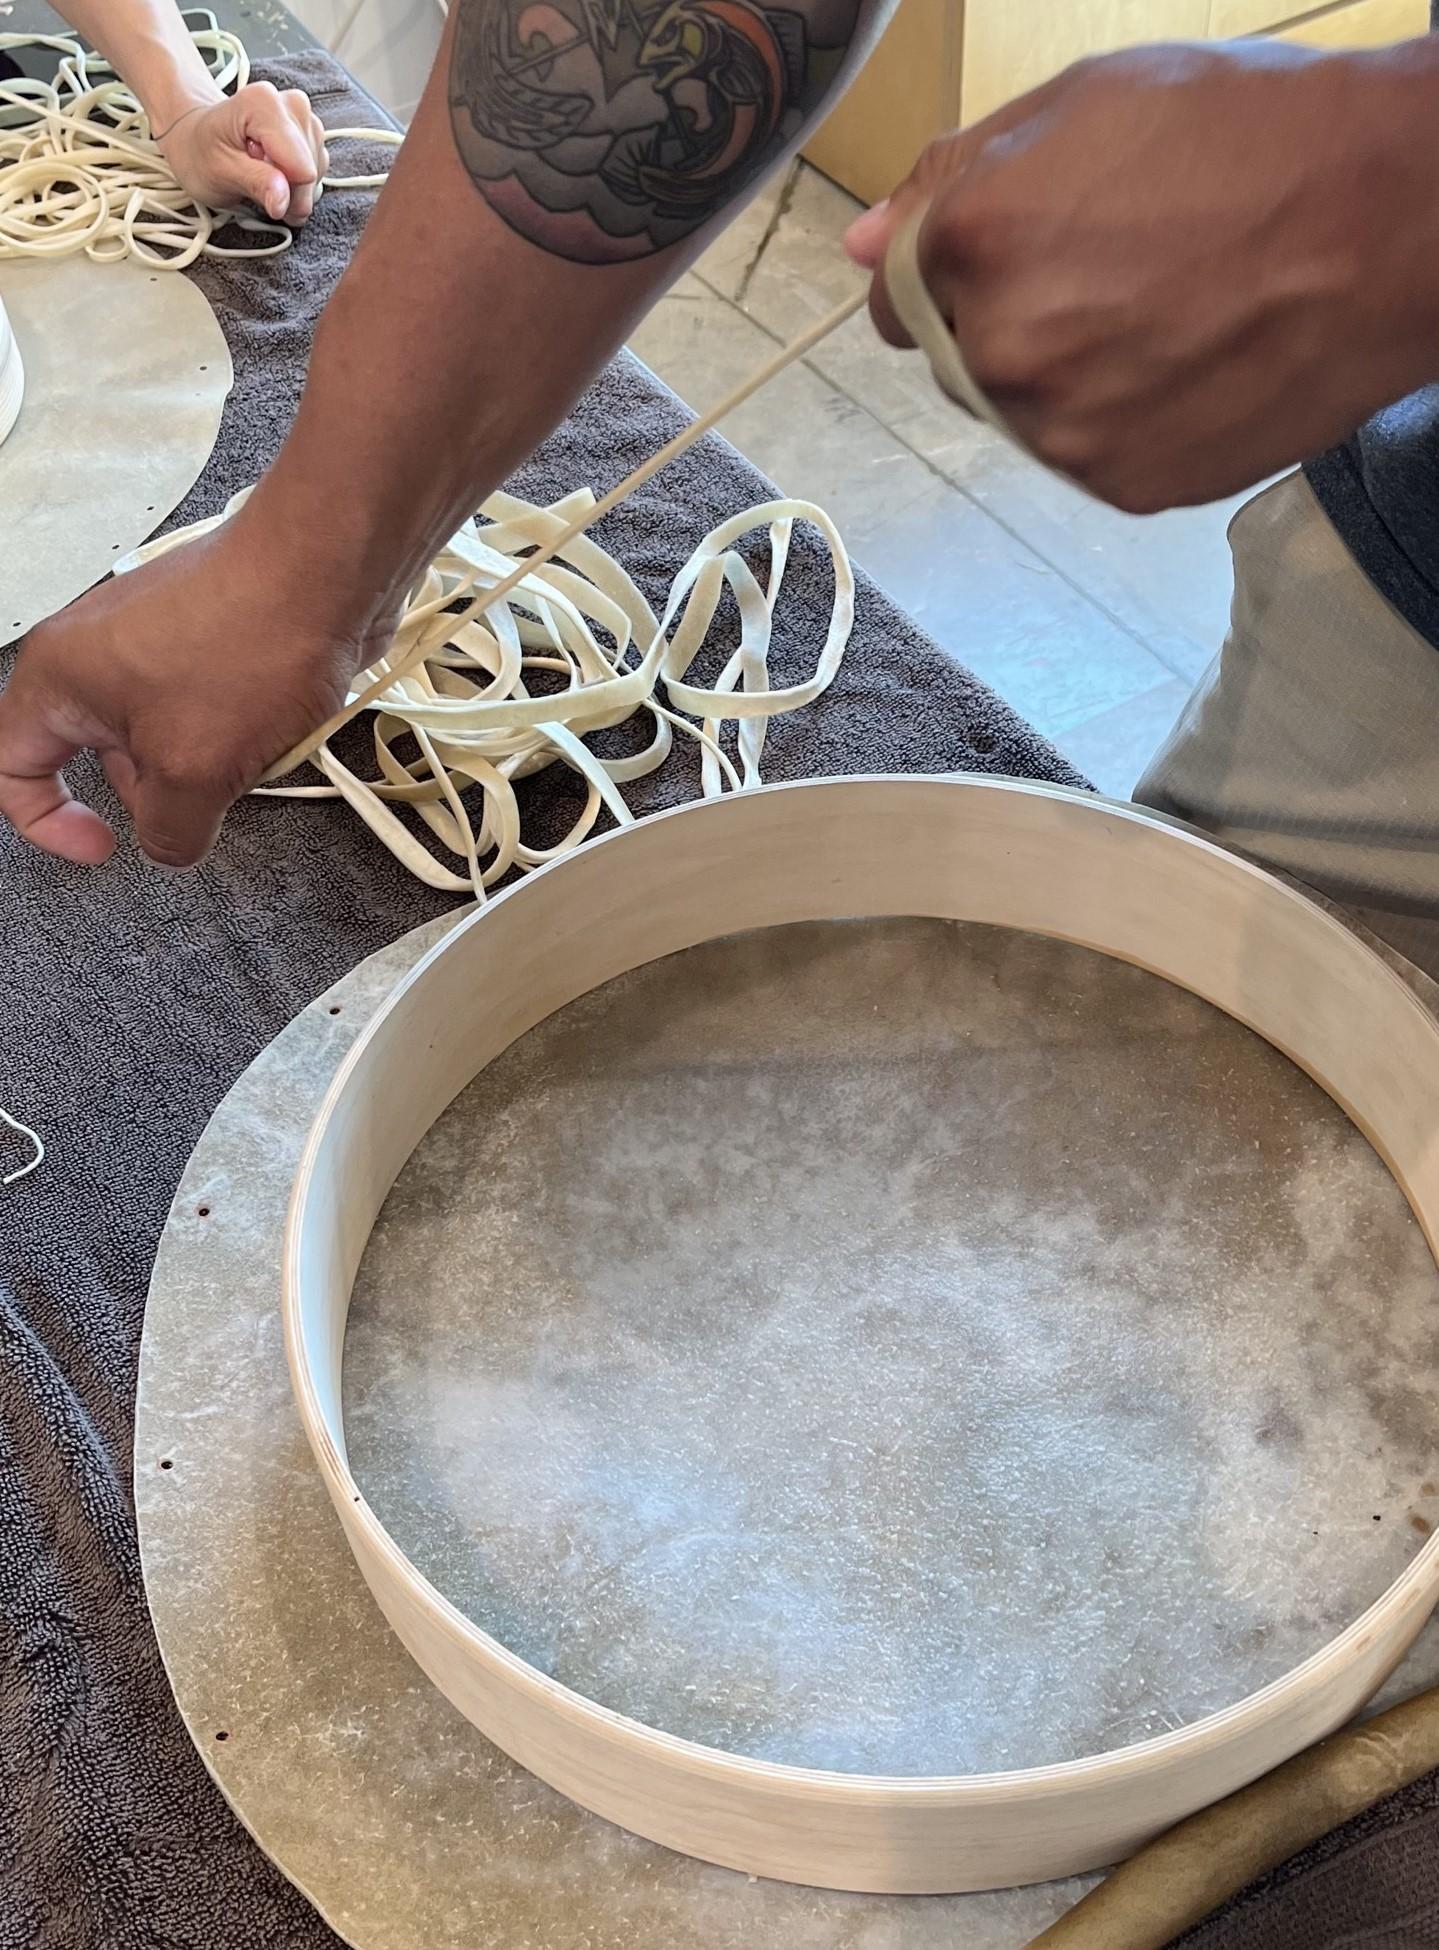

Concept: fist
[[0, 516, 387, 868], [846, 42, 1439, 512], [160, 81, 331, 224]]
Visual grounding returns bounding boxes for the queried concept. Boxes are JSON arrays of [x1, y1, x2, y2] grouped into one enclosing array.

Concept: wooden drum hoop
[[284, 775, 1439, 1894]]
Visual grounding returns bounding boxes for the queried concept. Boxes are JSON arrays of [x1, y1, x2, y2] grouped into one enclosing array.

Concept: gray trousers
[[1136, 470, 1439, 980]]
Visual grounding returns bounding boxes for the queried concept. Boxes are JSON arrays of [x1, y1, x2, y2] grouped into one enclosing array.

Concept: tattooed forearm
[[449, 0, 874, 263]]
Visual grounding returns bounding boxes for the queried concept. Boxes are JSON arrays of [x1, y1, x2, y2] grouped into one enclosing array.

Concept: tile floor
[[628, 160, 1250, 798]]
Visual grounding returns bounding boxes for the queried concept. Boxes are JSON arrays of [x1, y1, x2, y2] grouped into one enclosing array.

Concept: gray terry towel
[[1175, 1773, 1439, 1950], [0, 46, 1090, 1950], [5, 46, 1438, 1950]]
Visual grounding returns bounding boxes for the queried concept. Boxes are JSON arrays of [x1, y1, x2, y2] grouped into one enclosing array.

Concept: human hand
[[845, 40, 1439, 511], [159, 80, 330, 224], [0, 517, 390, 867]]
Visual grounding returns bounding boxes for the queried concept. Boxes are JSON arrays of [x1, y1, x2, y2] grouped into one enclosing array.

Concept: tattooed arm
[[448, 0, 871, 261], [0, 0, 891, 865]]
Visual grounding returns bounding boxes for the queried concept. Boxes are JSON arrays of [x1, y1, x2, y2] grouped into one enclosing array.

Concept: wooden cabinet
[[961, 0, 1210, 125], [1209, 0, 1302, 38], [804, 0, 958, 206], [1276, 0, 1430, 46], [804, 0, 1430, 206]]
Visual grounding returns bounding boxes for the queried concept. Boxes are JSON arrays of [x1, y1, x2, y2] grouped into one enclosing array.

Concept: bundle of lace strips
[[116, 486, 855, 899], [0, 14, 398, 269]]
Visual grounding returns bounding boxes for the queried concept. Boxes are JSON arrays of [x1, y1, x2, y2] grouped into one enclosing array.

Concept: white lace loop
[[0, 15, 397, 269], [0, 1103, 44, 1185], [116, 484, 856, 901]]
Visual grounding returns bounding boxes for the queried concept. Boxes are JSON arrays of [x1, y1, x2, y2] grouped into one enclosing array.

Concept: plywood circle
[[135, 913, 1101, 1949], [0, 255, 230, 643], [285, 777, 1439, 1895]]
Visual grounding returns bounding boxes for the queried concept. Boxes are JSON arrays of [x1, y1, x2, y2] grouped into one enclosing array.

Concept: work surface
[[2, 20, 1438, 1950], [0, 0, 314, 58], [132, 900, 1439, 1949]]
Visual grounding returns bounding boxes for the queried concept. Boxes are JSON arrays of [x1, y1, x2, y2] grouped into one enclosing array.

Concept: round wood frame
[[284, 776, 1439, 1895]]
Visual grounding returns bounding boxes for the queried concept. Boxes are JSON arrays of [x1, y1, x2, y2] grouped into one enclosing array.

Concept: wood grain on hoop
[[282, 776, 1439, 1895]]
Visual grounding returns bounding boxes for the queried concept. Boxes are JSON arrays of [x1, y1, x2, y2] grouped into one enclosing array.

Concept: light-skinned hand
[[160, 79, 330, 223]]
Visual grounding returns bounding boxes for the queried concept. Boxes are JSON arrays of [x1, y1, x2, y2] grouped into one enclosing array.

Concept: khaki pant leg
[[1135, 471, 1439, 979]]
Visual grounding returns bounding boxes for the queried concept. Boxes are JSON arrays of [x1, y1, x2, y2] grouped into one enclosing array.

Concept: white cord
[[115, 484, 855, 902], [0, 20, 400, 268], [1, 1103, 44, 1185]]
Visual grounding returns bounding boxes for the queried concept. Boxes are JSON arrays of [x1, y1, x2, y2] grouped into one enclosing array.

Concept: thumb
[[0, 680, 115, 865], [842, 134, 973, 349], [235, 150, 292, 221], [864, 176, 944, 350], [127, 768, 229, 869]]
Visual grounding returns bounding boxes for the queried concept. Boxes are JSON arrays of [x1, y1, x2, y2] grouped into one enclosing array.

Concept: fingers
[[852, 82, 1069, 349], [234, 149, 296, 222], [0, 681, 115, 866], [841, 198, 889, 270], [0, 649, 229, 870], [866, 187, 941, 349]]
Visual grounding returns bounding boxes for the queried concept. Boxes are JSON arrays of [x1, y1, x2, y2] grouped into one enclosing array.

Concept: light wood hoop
[[283, 776, 1439, 1895]]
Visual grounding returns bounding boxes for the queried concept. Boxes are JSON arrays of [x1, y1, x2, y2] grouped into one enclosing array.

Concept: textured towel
[[1178, 1775, 1439, 1950], [0, 48, 1088, 1950]]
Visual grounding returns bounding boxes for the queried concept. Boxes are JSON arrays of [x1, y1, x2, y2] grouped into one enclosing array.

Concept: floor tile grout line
[[686, 265, 1203, 687], [732, 161, 802, 310]]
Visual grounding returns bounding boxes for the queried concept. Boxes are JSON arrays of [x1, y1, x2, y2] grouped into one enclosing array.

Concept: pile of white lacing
[[0, 13, 399, 269], [117, 483, 855, 898]]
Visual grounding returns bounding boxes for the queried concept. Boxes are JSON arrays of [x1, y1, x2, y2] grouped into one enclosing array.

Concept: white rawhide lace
[[116, 484, 855, 898], [0, 1104, 44, 1185], [0, 13, 399, 269]]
